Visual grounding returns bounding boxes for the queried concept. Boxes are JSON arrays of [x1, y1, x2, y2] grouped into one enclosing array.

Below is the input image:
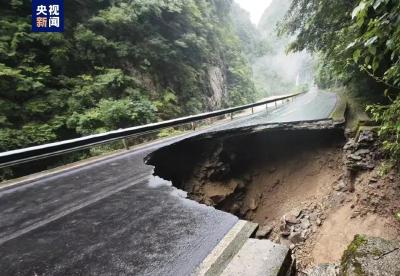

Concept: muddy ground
[[146, 125, 400, 272]]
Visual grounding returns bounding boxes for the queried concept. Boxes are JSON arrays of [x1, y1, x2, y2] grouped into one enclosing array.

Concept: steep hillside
[[0, 0, 256, 151], [230, 3, 269, 62], [257, 0, 291, 44], [253, 0, 313, 97]]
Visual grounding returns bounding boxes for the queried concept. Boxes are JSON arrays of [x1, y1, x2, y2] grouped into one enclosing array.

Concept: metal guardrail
[[0, 93, 303, 168]]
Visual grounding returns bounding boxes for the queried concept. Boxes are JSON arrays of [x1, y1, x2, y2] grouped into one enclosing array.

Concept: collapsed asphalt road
[[0, 90, 338, 275]]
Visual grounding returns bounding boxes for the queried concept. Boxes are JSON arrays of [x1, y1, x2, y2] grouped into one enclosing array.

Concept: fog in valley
[[234, 0, 314, 98]]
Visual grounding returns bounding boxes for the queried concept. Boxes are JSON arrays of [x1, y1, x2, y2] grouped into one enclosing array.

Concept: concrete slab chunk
[[194, 220, 258, 276], [221, 239, 292, 276]]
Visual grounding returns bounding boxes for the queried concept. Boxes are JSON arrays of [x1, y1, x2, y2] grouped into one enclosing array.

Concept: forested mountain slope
[[253, 0, 313, 97], [230, 3, 269, 62], [0, 0, 256, 151]]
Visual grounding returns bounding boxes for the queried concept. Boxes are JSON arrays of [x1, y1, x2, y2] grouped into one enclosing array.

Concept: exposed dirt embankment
[[146, 122, 344, 203], [145, 122, 400, 271], [146, 122, 344, 214]]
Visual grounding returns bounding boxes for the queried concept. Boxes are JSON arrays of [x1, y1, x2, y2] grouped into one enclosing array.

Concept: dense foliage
[[0, 0, 256, 151], [280, 0, 400, 162]]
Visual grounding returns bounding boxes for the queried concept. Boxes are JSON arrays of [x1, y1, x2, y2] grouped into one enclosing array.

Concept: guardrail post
[[230, 113, 233, 120], [275, 101, 277, 109], [251, 107, 254, 114], [191, 122, 196, 131], [122, 139, 129, 150]]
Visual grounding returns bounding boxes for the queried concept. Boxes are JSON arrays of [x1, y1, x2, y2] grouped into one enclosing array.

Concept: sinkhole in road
[[146, 124, 400, 271], [145, 125, 345, 224], [145, 124, 348, 268]]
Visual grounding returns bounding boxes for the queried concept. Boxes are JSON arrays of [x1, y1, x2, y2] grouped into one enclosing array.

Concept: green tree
[[279, 0, 400, 162], [0, 0, 256, 153]]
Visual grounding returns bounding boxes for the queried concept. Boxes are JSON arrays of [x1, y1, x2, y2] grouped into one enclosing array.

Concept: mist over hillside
[[237, 0, 314, 97]]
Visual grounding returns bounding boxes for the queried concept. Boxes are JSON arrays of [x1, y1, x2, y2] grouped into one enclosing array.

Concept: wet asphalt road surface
[[210, 89, 337, 132], [0, 90, 337, 275]]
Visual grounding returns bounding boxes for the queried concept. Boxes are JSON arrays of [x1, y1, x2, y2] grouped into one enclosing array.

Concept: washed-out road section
[[0, 90, 337, 275]]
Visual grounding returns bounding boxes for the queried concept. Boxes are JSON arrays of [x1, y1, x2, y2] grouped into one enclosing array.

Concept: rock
[[341, 235, 400, 276], [344, 130, 378, 173], [290, 208, 302, 218], [354, 149, 371, 156], [248, 198, 258, 210], [289, 232, 305, 244], [301, 219, 311, 229], [301, 229, 311, 240], [280, 230, 290, 237], [279, 219, 287, 231], [285, 215, 300, 224], [255, 225, 273, 239], [333, 181, 347, 191], [365, 162, 375, 170], [308, 264, 339, 276], [316, 218, 322, 226], [349, 154, 362, 161], [357, 130, 375, 144], [343, 139, 356, 150], [369, 176, 378, 183]]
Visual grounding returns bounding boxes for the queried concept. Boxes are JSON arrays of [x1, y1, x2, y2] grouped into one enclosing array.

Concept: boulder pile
[[272, 204, 326, 249], [343, 129, 378, 171], [343, 128, 381, 191]]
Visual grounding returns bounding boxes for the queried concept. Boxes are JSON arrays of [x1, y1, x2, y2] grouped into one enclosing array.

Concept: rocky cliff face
[[207, 66, 228, 109]]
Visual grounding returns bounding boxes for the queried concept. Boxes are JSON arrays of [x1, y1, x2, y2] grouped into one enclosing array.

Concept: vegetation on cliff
[[0, 0, 256, 152], [280, 0, 400, 162]]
